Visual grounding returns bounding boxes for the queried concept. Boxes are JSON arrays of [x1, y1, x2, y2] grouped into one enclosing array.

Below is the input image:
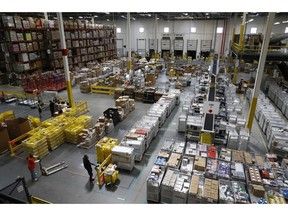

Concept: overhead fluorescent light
[[274, 22, 280, 25], [79, 16, 83, 19], [107, 19, 110, 21], [94, 15, 98, 18], [69, 17, 73, 19], [249, 19, 254, 22], [157, 17, 159, 20], [54, 17, 57, 20], [205, 13, 209, 16], [105, 12, 110, 14], [148, 14, 151, 17], [282, 20, 288, 23], [132, 17, 136, 20], [183, 13, 188, 16]]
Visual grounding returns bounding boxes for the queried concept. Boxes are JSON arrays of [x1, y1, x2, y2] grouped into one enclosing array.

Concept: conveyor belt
[[208, 87, 215, 101], [203, 113, 214, 131]]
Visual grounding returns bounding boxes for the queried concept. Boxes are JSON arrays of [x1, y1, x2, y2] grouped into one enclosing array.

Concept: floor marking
[[117, 197, 125, 201]]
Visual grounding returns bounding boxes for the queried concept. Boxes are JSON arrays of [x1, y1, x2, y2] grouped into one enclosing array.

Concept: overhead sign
[[203, 101, 220, 114]]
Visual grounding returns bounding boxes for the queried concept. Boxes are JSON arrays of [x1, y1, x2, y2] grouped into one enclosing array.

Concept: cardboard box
[[0, 125, 10, 153], [6, 117, 31, 140], [252, 184, 265, 197]]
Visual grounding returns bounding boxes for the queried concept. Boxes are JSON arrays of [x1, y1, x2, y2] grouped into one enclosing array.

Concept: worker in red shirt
[[28, 154, 38, 182]]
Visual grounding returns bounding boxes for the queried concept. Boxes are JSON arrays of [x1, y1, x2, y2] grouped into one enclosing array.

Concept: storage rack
[[0, 16, 49, 75], [47, 21, 117, 71]]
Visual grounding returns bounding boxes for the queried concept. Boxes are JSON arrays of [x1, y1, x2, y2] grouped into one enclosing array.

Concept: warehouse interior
[[1, 0, 288, 214]]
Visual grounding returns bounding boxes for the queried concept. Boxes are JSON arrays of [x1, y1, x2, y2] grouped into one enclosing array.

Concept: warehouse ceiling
[[1, 12, 285, 21]]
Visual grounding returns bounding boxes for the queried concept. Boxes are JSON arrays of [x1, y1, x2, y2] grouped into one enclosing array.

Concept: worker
[[238, 79, 243, 91], [83, 155, 96, 182], [49, 100, 55, 117], [27, 154, 38, 182], [37, 104, 42, 119]]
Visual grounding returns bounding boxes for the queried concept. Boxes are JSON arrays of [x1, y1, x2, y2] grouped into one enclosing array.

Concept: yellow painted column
[[246, 97, 258, 131], [232, 59, 239, 84], [239, 24, 245, 48], [246, 13, 275, 132], [66, 80, 74, 107], [127, 60, 132, 70], [127, 12, 132, 72], [231, 28, 235, 43]]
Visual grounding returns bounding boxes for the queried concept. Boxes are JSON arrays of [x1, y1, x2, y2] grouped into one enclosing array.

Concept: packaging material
[[232, 150, 245, 163], [198, 144, 208, 158], [248, 166, 262, 185], [180, 157, 194, 175], [255, 154, 265, 167], [244, 152, 255, 165], [218, 161, 231, 180], [111, 146, 134, 171], [77, 128, 97, 149], [231, 162, 245, 182], [155, 150, 170, 166], [207, 146, 217, 159], [203, 178, 219, 203], [172, 141, 185, 155], [6, 117, 31, 140], [188, 174, 205, 203], [147, 165, 165, 202], [166, 152, 182, 169], [232, 181, 250, 204], [185, 142, 198, 157], [0, 125, 10, 153], [219, 179, 234, 203], [120, 132, 146, 161], [267, 188, 286, 204], [161, 168, 178, 203], [219, 148, 232, 162], [172, 173, 191, 203], [205, 158, 218, 179], [194, 156, 206, 172]]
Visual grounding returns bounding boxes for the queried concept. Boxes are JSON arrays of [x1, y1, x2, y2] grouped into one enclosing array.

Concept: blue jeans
[[30, 169, 36, 181]]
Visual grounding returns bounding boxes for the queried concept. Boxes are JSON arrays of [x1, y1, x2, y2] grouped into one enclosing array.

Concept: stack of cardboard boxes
[[94, 116, 114, 140], [248, 166, 262, 184], [188, 175, 204, 203], [123, 85, 136, 99], [252, 184, 265, 197], [166, 153, 182, 169], [244, 152, 255, 165], [77, 128, 97, 149], [114, 87, 125, 99], [232, 150, 245, 163], [111, 145, 134, 171], [203, 178, 219, 203], [194, 156, 206, 172], [115, 96, 135, 119]]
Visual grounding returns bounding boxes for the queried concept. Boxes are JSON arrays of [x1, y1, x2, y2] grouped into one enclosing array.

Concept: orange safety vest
[[28, 157, 35, 170]]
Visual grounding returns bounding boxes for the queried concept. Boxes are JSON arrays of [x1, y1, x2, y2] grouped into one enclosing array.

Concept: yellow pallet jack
[[39, 160, 68, 176]]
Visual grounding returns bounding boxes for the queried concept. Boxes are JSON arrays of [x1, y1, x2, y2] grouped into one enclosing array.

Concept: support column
[[154, 14, 158, 54], [239, 12, 247, 48], [213, 20, 218, 53], [127, 12, 132, 71], [44, 12, 48, 21], [246, 12, 275, 132], [57, 12, 74, 108], [232, 59, 239, 84]]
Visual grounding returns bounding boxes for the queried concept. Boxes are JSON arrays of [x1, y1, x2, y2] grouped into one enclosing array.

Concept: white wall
[[99, 13, 288, 57]]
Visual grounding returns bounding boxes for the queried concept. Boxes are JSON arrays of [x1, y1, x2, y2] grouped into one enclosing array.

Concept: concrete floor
[[0, 72, 268, 204]]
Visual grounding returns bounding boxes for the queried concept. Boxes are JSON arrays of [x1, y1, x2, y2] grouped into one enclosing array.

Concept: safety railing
[[232, 42, 288, 55], [8, 132, 30, 156]]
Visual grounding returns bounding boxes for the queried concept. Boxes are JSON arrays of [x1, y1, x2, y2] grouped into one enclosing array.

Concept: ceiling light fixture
[[148, 14, 151, 17], [274, 22, 280, 25], [69, 17, 73, 19], [282, 20, 288, 23], [79, 16, 83, 19], [94, 15, 98, 18], [183, 13, 188, 16], [206, 13, 209, 16], [105, 12, 110, 14], [132, 17, 136, 21], [107, 19, 110, 21]]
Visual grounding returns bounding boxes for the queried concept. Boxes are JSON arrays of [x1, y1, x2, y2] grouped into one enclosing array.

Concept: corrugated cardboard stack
[[203, 178, 219, 203], [188, 175, 204, 203], [244, 152, 255, 165], [255, 155, 265, 167], [94, 117, 106, 140], [114, 87, 125, 99], [146, 165, 165, 203], [194, 156, 206, 172], [252, 184, 265, 197], [96, 136, 118, 163], [134, 89, 144, 101], [77, 128, 97, 149], [111, 145, 134, 171], [131, 120, 155, 150], [248, 166, 262, 185], [115, 96, 130, 118], [161, 168, 178, 203], [123, 85, 136, 99], [147, 103, 168, 127], [79, 81, 91, 93], [166, 152, 182, 169], [232, 150, 245, 163]]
